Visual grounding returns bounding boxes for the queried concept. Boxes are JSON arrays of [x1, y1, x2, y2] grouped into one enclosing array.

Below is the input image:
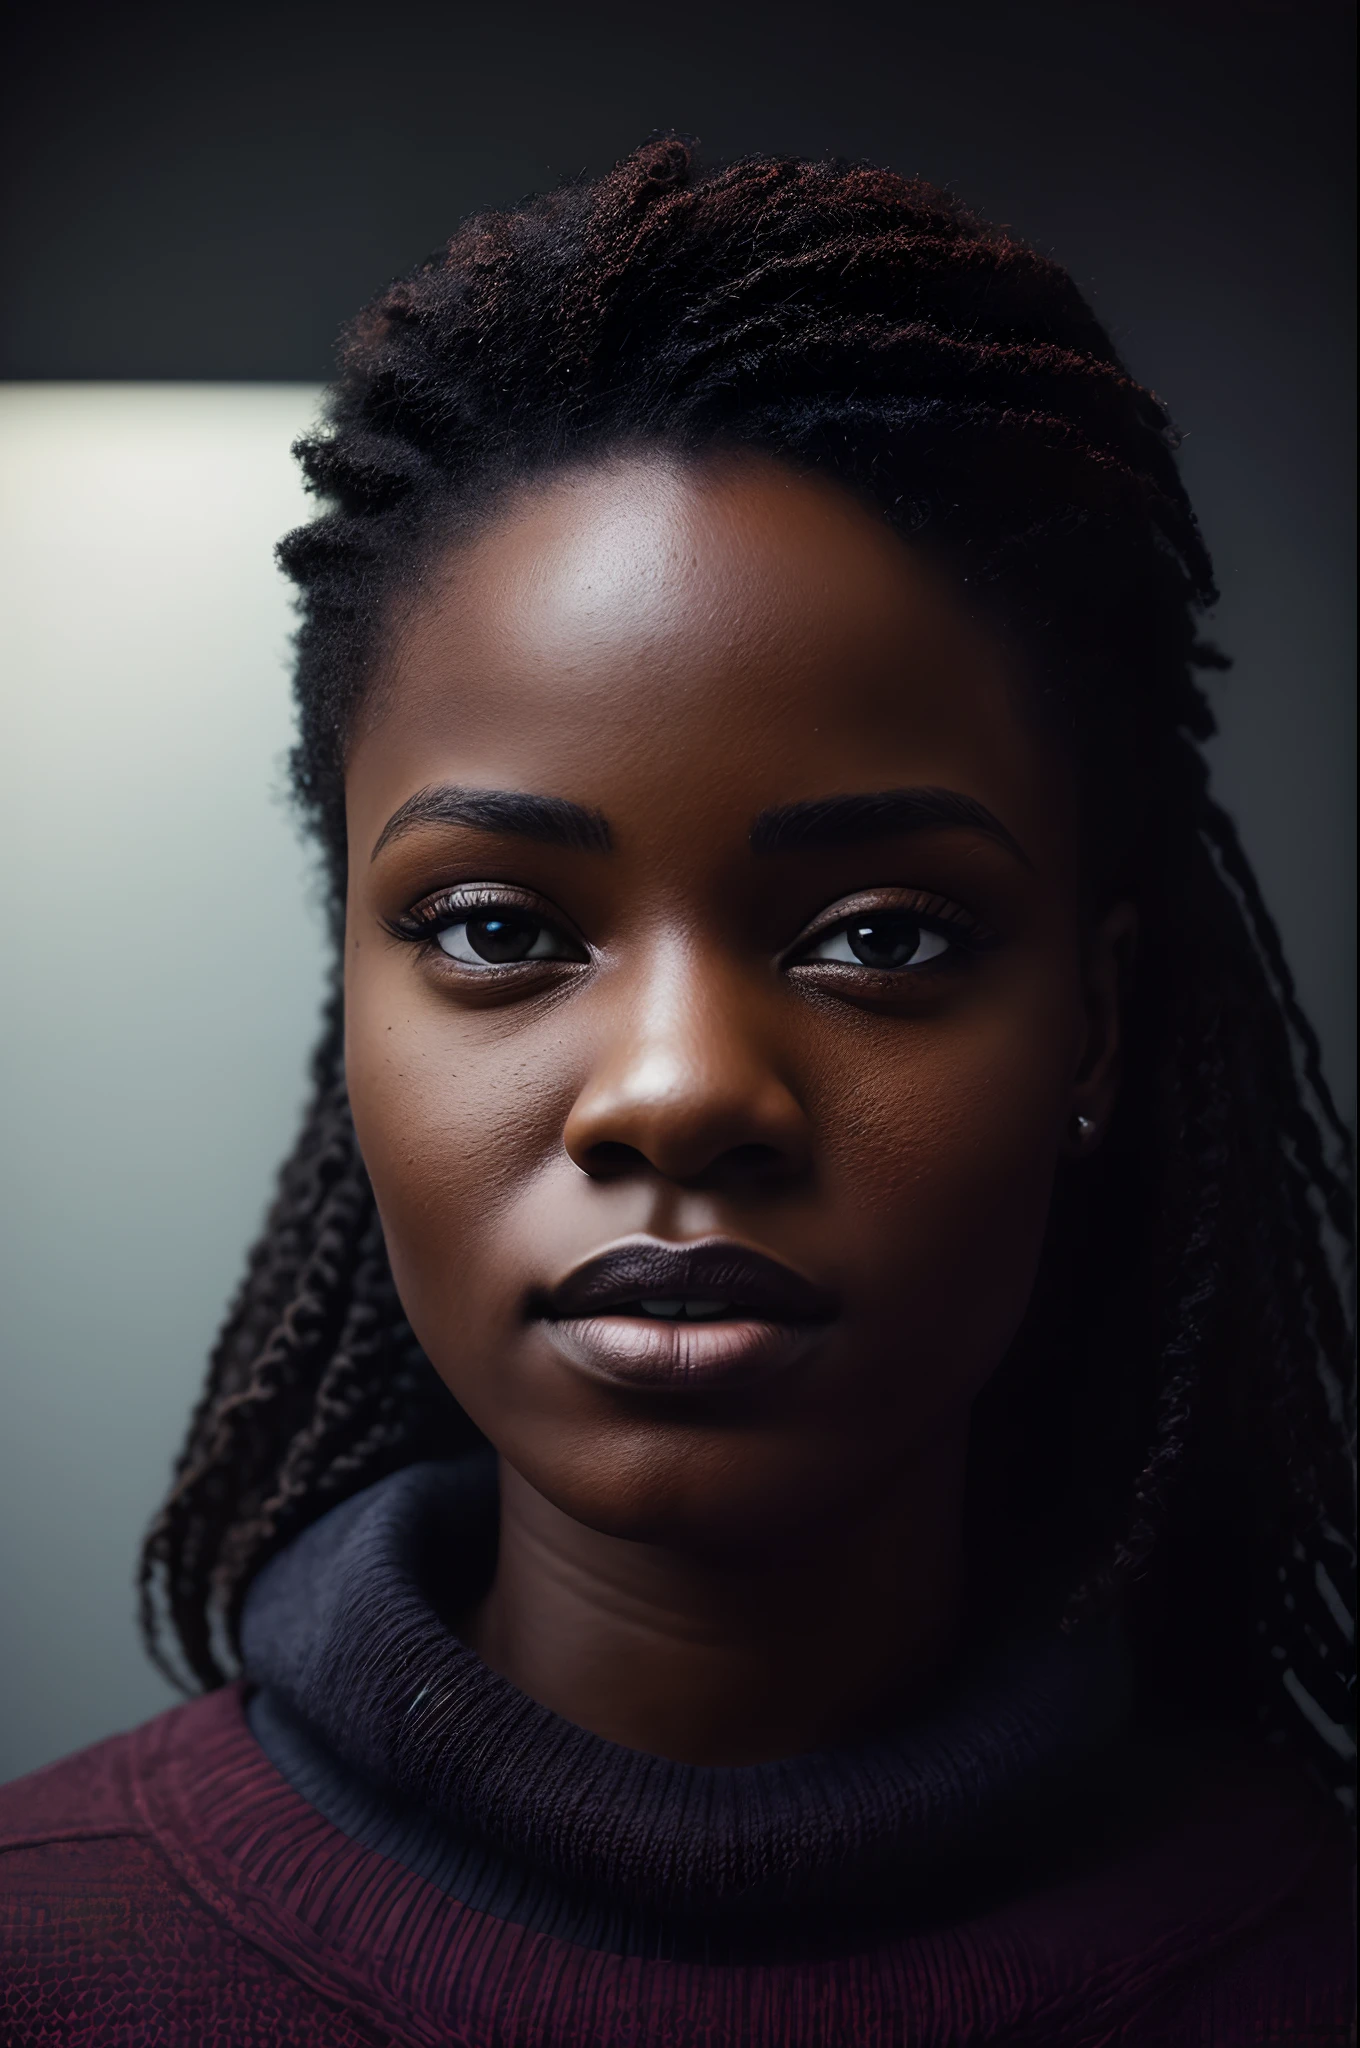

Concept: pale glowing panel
[[0, 388, 327, 1777]]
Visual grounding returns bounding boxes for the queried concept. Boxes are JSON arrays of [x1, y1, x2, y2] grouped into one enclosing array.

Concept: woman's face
[[344, 452, 1123, 1556]]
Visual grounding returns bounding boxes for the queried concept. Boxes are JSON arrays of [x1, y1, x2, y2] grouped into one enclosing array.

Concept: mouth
[[534, 1238, 838, 1391]]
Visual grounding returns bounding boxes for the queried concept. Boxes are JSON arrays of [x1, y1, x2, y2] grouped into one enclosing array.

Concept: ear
[[1063, 898, 1137, 1158]]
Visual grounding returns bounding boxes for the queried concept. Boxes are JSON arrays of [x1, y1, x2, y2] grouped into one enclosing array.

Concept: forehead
[[351, 452, 1071, 858]]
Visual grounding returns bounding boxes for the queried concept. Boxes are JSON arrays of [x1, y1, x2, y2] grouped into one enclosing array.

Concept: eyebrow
[[749, 787, 1033, 869], [370, 784, 612, 861]]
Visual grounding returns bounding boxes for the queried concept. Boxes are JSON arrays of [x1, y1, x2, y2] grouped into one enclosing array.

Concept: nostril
[[580, 1140, 650, 1179], [575, 1137, 796, 1186]]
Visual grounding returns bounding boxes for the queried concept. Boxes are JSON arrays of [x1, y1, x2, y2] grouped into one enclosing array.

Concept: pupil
[[848, 916, 920, 969], [467, 914, 537, 962]]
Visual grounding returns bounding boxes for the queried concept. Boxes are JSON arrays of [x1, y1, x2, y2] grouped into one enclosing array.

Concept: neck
[[462, 1426, 969, 1766]]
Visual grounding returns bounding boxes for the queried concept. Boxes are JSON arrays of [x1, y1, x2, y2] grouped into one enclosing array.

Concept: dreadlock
[[140, 139, 1356, 1801]]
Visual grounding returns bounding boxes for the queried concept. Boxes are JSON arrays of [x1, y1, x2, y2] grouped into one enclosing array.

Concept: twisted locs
[[140, 141, 1354, 1803]]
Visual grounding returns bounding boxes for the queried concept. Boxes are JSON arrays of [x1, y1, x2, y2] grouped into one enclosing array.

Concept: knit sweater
[[1, 1455, 1353, 2047]]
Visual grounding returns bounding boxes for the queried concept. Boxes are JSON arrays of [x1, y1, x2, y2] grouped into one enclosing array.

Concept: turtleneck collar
[[241, 1454, 1132, 1956]]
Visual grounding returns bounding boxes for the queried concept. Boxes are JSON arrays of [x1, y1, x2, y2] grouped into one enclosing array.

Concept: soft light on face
[[342, 452, 1122, 1556]]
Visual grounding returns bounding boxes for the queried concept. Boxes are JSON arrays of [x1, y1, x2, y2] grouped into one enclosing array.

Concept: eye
[[437, 910, 578, 966], [802, 913, 952, 971]]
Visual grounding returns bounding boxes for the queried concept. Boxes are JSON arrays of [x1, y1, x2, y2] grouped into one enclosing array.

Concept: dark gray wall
[[5, 3, 1354, 387]]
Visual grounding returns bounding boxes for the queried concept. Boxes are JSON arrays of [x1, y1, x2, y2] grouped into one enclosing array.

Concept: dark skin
[[344, 451, 1132, 1766]]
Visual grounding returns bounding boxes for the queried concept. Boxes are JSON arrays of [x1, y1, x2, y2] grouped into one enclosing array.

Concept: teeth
[[638, 1299, 733, 1321]]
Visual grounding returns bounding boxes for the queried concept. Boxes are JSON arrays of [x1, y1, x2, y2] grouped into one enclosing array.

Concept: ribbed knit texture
[[2, 1455, 1354, 2044], [240, 1454, 1132, 1949]]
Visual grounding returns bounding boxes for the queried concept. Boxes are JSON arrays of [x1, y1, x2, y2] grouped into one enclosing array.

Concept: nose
[[563, 952, 812, 1187]]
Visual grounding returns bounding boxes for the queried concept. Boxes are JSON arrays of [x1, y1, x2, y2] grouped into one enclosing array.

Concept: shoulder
[[1123, 1815, 1355, 2045], [0, 1691, 379, 2048], [0, 1709, 150, 1851], [0, 1680, 277, 1855], [0, 1697, 218, 1980], [1062, 1726, 1355, 2046]]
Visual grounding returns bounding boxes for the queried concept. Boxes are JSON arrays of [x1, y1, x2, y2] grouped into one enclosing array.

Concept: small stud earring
[[1073, 1112, 1096, 1143]]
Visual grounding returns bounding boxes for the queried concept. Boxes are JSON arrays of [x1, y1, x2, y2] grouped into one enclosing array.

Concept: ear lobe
[[1065, 898, 1137, 1157]]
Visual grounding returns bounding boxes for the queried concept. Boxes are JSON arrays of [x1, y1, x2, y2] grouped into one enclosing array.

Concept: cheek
[[343, 950, 570, 1336], [821, 982, 1078, 1392]]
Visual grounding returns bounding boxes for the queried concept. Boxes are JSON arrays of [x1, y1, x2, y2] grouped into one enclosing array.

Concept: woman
[[1, 141, 1353, 2046]]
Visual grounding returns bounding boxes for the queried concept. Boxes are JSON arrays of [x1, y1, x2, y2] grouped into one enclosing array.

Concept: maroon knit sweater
[[1, 1461, 1353, 2047]]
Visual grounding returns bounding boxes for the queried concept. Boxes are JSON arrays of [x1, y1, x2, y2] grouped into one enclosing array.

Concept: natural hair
[[140, 140, 1356, 1800]]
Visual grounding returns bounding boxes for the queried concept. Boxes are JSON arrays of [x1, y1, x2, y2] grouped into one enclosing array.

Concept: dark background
[[5, 0, 1354, 396]]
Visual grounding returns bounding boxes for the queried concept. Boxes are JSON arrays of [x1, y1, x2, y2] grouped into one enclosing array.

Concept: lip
[[535, 1237, 838, 1392], [541, 1238, 838, 1323]]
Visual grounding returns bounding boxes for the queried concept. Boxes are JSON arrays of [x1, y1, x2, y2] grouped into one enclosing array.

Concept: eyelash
[[792, 892, 994, 963], [384, 888, 995, 966], [383, 888, 551, 947]]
